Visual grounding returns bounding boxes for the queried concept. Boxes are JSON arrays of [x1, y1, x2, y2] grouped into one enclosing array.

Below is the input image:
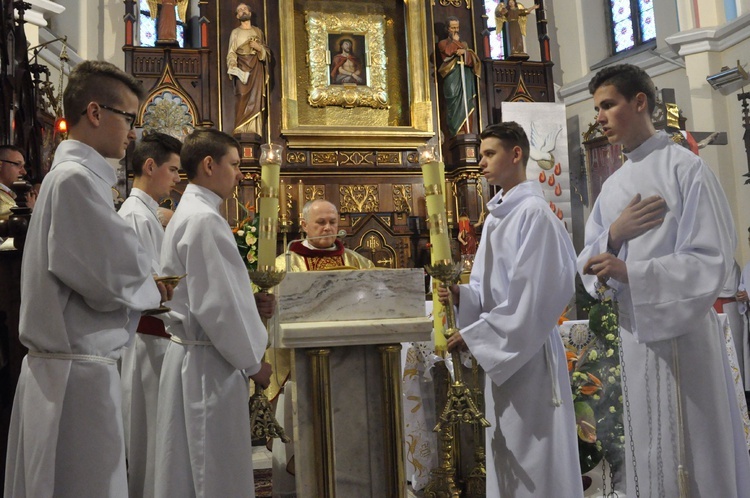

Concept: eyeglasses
[[81, 103, 137, 130], [0, 159, 23, 167]]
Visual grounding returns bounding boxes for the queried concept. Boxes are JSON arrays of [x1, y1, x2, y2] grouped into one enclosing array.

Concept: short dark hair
[[588, 63, 657, 114], [0, 145, 25, 157], [63, 60, 145, 127], [480, 121, 530, 166], [180, 128, 241, 180], [131, 132, 183, 176]]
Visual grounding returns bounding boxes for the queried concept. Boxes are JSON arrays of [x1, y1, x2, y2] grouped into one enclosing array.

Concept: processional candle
[[257, 144, 282, 269], [418, 144, 451, 262]]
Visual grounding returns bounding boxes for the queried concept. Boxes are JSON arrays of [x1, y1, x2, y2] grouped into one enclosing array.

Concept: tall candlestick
[[257, 144, 283, 269]]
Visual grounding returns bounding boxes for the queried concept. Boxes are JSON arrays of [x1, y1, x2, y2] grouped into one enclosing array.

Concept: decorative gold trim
[[307, 349, 335, 498], [311, 152, 339, 166], [305, 11, 388, 109], [378, 344, 406, 498], [424, 183, 443, 196], [258, 217, 278, 238], [287, 151, 307, 164], [339, 185, 379, 213], [376, 151, 401, 165], [340, 151, 375, 166], [427, 213, 447, 235], [280, 0, 433, 148], [259, 187, 279, 198]]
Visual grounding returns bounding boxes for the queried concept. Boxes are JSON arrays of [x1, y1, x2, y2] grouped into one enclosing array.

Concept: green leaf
[[575, 401, 597, 443]]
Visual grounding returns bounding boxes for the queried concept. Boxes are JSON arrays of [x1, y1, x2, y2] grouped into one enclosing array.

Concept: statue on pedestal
[[146, 0, 189, 45], [495, 0, 539, 60], [437, 17, 480, 137], [227, 3, 269, 137]]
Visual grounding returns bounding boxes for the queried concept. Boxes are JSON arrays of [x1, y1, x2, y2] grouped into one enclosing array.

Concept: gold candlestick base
[[423, 425, 461, 498], [249, 386, 291, 443], [424, 258, 489, 495], [248, 266, 289, 443], [435, 367, 490, 431]]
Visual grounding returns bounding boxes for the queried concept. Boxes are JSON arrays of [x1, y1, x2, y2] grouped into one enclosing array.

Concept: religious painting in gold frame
[[279, 0, 434, 149], [306, 11, 387, 108]]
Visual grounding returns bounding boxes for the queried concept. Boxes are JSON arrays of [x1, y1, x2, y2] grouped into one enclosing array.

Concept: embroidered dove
[[529, 121, 562, 170]]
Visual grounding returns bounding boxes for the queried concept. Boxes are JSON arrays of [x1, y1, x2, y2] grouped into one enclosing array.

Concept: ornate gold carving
[[305, 11, 388, 109], [280, 0, 434, 148], [406, 152, 420, 164], [309, 185, 325, 201], [287, 151, 307, 164], [377, 215, 392, 227], [365, 235, 382, 250], [439, 0, 471, 7], [340, 151, 374, 166], [392, 185, 412, 214], [376, 152, 401, 165], [311, 152, 339, 166], [339, 185, 379, 213]]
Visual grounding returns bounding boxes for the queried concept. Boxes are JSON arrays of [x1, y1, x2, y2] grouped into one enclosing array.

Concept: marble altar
[[275, 268, 432, 498]]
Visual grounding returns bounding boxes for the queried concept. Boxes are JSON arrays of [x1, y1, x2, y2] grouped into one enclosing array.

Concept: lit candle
[[419, 149, 451, 263], [257, 144, 283, 269]]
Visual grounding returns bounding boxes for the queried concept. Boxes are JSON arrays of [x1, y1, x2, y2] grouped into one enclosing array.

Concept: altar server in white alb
[[118, 132, 181, 498], [155, 128, 273, 498], [4, 60, 171, 498], [440, 122, 582, 497], [580, 63, 750, 498]]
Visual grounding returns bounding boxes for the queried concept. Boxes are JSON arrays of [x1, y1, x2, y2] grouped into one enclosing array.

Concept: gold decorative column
[[378, 344, 406, 498], [307, 348, 335, 498]]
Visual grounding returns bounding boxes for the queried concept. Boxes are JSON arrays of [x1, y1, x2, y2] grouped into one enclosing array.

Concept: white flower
[[237, 230, 245, 236]]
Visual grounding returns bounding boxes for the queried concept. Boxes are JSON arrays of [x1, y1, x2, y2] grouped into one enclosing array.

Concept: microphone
[[284, 230, 347, 270]]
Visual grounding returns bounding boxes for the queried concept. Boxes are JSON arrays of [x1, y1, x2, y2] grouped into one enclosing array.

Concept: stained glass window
[[609, 0, 656, 54], [484, 0, 507, 60], [138, 0, 186, 48]]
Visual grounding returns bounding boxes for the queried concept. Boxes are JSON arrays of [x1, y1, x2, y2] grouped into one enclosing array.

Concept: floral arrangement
[[233, 202, 260, 271], [566, 282, 625, 478]]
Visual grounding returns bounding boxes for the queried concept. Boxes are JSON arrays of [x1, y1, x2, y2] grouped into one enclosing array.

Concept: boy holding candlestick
[[439, 122, 582, 497], [154, 128, 274, 497]]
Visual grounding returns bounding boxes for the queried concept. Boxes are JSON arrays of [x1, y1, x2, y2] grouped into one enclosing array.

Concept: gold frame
[[280, 0, 434, 148], [306, 11, 388, 109]]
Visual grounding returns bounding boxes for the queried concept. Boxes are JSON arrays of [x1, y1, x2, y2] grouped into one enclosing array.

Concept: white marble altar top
[[278, 268, 425, 323]]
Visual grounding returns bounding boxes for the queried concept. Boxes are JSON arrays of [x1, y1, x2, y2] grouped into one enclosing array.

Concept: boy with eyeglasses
[[4, 60, 171, 498]]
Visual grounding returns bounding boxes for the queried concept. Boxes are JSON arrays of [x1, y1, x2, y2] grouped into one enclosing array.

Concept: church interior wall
[[16, 0, 750, 263], [556, 1, 750, 263]]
